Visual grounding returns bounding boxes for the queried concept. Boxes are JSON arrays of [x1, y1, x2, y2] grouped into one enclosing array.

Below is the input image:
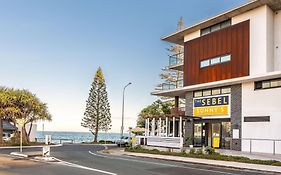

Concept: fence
[[36, 138, 74, 144]]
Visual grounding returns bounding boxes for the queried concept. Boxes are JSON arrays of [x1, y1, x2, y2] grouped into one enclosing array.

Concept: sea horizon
[[36, 131, 129, 144]]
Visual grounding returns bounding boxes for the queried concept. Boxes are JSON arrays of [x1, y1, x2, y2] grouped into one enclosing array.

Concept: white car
[[115, 136, 131, 147]]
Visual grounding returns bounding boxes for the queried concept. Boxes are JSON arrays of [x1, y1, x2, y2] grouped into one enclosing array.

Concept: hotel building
[[148, 0, 281, 154]]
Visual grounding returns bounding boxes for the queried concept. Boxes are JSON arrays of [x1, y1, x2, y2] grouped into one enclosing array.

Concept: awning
[[3, 121, 17, 131]]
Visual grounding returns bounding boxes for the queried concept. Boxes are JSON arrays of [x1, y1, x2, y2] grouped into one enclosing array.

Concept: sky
[[0, 0, 247, 133]]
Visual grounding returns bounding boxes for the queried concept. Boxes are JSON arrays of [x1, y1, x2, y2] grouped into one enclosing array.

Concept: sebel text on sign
[[193, 95, 230, 117]]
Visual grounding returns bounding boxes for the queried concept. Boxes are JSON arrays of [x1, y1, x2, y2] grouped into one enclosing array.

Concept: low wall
[[146, 136, 183, 148]]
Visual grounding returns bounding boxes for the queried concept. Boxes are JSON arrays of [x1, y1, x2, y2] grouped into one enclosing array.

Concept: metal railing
[[36, 138, 74, 144], [169, 53, 184, 66], [155, 79, 184, 91]]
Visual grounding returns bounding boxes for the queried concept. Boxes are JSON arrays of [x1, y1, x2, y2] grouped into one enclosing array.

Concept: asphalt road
[[0, 144, 277, 175]]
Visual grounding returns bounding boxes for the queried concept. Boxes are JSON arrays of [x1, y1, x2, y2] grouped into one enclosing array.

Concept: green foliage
[[125, 146, 281, 167], [5, 132, 29, 146], [98, 140, 115, 144], [205, 146, 216, 155], [0, 87, 52, 144], [81, 67, 112, 142], [137, 100, 174, 128], [189, 148, 196, 154], [196, 148, 203, 155]]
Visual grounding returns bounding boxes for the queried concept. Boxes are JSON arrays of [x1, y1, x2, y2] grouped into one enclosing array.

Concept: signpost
[[193, 95, 230, 117], [43, 146, 50, 157], [16, 118, 25, 153]]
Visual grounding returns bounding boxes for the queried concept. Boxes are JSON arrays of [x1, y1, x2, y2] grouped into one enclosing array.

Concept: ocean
[[36, 131, 128, 144]]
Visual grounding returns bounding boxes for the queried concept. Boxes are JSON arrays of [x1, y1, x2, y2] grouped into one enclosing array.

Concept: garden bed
[[125, 146, 281, 167]]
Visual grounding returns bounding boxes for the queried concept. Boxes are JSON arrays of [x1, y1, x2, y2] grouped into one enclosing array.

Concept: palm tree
[[12, 89, 52, 143], [0, 87, 52, 144], [0, 87, 19, 145]]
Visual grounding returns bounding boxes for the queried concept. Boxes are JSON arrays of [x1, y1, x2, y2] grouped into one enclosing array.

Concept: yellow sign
[[213, 137, 220, 148], [193, 106, 228, 116], [16, 118, 25, 127], [193, 95, 230, 117]]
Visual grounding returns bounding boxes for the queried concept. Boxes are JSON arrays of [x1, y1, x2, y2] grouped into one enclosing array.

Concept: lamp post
[[121, 82, 132, 138]]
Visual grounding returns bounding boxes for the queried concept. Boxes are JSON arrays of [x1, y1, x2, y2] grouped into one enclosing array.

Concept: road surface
[[0, 144, 277, 175]]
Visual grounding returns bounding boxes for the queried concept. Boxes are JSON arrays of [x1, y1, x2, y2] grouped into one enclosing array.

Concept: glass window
[[194, 91, 202, 97], [270, 80, 281, 88], [255, 82, 262, 89], [262, 81, 270, 89], [212, 88, 221, 95], [201, 28, 210, 36], [220, 20, 231, 28], [221, 55, 231, 63], [221, 87, 231, 94], [201, 19, 231, 36], [211, 24, 220, 32], [200, 60, 210, 68], [203, 90, 211, 96], [210, 57, 221, 65]]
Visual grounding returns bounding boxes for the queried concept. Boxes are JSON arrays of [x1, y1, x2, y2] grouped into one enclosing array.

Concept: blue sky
[[0, 0, 247, 132]]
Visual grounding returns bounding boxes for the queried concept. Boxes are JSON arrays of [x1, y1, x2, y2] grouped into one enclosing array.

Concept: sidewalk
[[108, 148, 281, 173], [0, 154, 41, 169], [142, 145, 281, 162], [217, 149, 281, 162]]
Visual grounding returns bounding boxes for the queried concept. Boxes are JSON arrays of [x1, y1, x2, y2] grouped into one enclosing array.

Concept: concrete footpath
[[108, 149, 281, 174]]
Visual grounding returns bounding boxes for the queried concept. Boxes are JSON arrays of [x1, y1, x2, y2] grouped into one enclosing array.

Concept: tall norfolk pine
[[81, 67, 112, 142]]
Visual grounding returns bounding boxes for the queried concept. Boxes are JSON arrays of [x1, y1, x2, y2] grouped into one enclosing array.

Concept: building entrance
[[193, 119, 231, 149]]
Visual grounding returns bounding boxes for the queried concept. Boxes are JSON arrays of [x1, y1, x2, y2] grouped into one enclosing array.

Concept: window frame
[[200, 19, 231, 36], [255, 78, 281, 90], [193, 86, 231, 97], [199, 54, 231, 69]]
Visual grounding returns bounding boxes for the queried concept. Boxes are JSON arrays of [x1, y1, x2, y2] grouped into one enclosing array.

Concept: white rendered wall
[[274, 10, 281, 71], [184, 30, 200, 42], [25, 123, 37, 142], [232, 5, 274, 75], [242, 82, 281, 154]]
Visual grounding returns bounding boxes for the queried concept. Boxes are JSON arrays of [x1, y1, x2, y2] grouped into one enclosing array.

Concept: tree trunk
[[22, 124, 29, 143], [94, 129, 98, 143], [27, 122, 33, 138], [0, 119, 3, 145]]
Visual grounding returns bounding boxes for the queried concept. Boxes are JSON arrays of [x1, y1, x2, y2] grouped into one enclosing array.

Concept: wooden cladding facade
[[184, 20, 250, 86]]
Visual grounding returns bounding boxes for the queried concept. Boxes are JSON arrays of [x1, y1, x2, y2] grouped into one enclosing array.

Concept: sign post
[[16, 118, 25, 153]]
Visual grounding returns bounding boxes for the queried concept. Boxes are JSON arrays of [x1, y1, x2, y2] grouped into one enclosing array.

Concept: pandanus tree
[[0, 87, 52, 144], [0, 87, 19, 145]]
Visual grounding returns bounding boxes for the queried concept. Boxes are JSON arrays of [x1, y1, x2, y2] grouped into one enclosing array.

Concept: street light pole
[[121, 82, 132, 138]]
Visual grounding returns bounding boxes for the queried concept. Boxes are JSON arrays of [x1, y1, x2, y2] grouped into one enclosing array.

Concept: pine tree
[[81, 67, 112, 142]]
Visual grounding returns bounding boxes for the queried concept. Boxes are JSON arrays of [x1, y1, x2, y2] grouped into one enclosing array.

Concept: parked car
[[3, 133, 11, 142], [115, 136, 131, 147]]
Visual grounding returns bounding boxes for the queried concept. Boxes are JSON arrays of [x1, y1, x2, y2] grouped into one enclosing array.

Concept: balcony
[[155, 79, 183, 91], [171, 107, 185, 116], [167, 52, 184, 71]]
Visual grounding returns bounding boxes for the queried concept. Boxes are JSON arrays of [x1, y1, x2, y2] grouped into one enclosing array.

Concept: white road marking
[[53, 157, 117, 175], [88, 151, 242, 175]]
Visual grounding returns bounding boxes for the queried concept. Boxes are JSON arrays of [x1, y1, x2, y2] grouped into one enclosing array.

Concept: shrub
[[205, 146, 216, 155], [124, 145, 281, 167], [196, 148, 203, 155], [6, 133, 30, 146], [189, 148, 196, 154]]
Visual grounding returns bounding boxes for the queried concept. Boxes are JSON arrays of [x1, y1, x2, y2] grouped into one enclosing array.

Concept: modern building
[[149, 0, 281, 154]]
